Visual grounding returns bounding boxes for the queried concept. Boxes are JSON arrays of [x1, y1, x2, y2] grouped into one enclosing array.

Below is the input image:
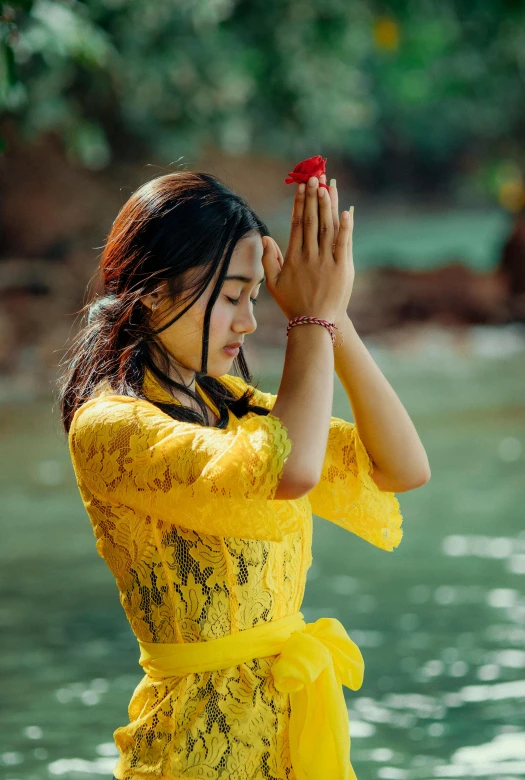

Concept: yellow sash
[[137, 611, 365, 780]]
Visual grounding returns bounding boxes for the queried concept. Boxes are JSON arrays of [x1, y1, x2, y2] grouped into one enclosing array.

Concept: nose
[[234, 307, 257, 336]]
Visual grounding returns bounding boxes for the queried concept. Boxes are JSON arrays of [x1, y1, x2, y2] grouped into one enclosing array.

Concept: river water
[[1, 323, 524, 779]]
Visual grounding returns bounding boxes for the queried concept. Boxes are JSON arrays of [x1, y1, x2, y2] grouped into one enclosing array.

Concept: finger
[[318, 173, 329, 245], [318, 174, 334, 258], [317, 174, 324, 244], [288, 182, 306, 258], [269, 236, 284, 271], [334, 210, 352, 264], [260, 236, 280, 289], [329, 178, 340, 241], [348, 206, 354, 262], [304, 175, 320, 258]]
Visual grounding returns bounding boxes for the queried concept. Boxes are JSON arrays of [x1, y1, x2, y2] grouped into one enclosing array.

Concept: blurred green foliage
[[1, 0, 524, 204]]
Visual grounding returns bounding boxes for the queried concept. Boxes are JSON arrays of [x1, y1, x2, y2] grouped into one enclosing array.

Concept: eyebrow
[[224, 275, 265, 284]]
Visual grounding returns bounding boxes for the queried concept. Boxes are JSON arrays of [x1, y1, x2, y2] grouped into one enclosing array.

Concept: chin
[[201, 358, 231, 377]]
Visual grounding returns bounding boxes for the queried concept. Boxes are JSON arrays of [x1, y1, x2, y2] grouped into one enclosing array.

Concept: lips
[[225, 341, 243, 348]]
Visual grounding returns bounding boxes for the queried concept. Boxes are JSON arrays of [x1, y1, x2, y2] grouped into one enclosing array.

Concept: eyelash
[[226, 296, 258, 307]]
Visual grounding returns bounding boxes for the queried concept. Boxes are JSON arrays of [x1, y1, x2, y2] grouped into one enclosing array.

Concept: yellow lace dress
[[68, 367, 403, 780]]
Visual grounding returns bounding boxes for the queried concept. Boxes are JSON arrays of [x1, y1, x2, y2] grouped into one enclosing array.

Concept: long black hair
[[56, 171, 273, 434]]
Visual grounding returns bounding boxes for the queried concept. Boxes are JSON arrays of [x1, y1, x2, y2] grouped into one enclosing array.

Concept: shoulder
[[68, 393, 173, 447], [70, 393, 144, 423]]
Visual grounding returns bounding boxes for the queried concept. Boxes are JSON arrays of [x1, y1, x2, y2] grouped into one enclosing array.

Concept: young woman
[[59, 169, 424, 780]]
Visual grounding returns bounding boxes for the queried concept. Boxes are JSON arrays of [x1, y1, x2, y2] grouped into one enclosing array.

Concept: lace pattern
[[68, 369, 402, 779], [227, 377, 403, 552]]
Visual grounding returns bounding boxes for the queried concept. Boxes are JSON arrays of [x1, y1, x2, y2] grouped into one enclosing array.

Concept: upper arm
[[68, 395, 303, 540]]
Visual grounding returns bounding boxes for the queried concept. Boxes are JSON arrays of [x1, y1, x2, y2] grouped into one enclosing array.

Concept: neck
[[150, 348, 197, 396]]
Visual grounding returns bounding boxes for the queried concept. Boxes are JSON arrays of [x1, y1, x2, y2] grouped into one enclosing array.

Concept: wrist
[[332, 314, 355, 351], [333, 313, 353, 332], [334, 311, 351, 326], [287, 315, 340, 345]]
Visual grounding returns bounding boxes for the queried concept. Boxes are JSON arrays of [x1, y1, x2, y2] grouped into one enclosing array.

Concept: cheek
[[209, 300, 232, 337]]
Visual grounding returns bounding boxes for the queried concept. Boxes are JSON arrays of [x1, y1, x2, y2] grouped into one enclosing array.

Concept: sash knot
[[271, 616, 364, 780], [136, 612, 364, 780]]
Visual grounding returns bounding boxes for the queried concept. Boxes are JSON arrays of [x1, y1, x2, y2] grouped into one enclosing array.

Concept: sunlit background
[[1, 2, 524, 778]]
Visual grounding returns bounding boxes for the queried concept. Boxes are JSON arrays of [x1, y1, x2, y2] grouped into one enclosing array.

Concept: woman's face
[[144, 231, 266, 385]]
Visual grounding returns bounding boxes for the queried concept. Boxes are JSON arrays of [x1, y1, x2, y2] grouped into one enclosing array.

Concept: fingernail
[[299, 182, 305, 193], [309, 176, 317, 187], [349, 205, 354, 213], [330, 178, 336, 188]]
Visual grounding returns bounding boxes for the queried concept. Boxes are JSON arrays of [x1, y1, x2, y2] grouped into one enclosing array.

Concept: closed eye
[[226, 296, 258, 306]]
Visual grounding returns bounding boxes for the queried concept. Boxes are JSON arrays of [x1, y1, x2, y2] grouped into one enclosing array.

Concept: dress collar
[[91, 368, 222, 420]]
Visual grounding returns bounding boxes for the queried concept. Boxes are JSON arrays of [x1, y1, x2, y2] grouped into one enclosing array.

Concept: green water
[[1, 329, 524, 779]]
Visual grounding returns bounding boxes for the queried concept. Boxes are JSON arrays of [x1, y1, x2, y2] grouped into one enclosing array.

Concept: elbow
[[293, 473, 320, 498], [421, 466, 432, 484], [414, 460, 432, 486], [399, 467, 432, 492], [370, 462, 431, 492], [297, 476, 320, 498], [299, 468, 323, 496], [274, 473, 319, 501], [413, 472, 431, 490]]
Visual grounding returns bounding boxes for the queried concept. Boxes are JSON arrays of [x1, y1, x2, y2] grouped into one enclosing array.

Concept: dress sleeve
[[231, 376, 403, 551], [68, 394, 300, 542]]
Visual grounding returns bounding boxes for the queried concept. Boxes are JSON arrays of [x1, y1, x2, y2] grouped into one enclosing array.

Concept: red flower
[[284, 155, 329, 190]]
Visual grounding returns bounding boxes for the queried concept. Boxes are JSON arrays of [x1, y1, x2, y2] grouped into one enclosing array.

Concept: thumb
[[261, 236, 280, 292]]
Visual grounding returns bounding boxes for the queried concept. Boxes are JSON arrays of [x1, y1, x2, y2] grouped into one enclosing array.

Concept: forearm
[[333, 315, 431, 487], [272, 323, 334, 489]]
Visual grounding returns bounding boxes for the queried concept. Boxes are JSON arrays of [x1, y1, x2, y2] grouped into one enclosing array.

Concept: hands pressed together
[[261, 173, 354, 329]]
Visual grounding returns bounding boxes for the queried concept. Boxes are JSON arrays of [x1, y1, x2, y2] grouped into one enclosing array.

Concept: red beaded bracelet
[[286, 316, 344, 347]]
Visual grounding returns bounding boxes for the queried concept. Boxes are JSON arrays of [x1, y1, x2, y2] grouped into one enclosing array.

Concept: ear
[[140, 293, 154, 311], [140, 284, 166, 311]]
